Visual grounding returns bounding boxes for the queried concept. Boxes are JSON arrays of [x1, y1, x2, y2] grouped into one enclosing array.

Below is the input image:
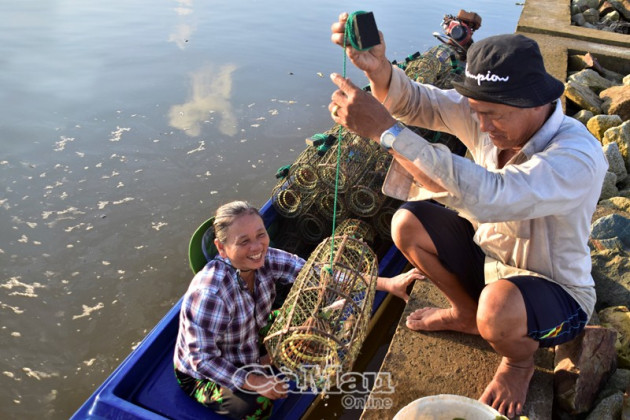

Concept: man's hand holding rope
[[329, 73, 395, 142]]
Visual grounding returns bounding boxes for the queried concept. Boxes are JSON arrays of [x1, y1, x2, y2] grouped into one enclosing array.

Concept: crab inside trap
[[263, 234, 378, 390]]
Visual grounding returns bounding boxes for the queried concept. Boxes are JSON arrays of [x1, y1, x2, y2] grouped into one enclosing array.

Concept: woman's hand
[[377, 268, 425, 303], [244, 372, 289, 400]]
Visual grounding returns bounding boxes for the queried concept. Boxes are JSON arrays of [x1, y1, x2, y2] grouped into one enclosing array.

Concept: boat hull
[[71, 201, 408, 420]]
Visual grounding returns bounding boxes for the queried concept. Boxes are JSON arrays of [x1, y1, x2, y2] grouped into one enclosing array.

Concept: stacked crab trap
[[263, 230, 378, 390]]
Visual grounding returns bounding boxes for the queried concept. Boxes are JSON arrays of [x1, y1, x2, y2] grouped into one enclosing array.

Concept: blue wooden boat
[[71, 199, 409, 420]]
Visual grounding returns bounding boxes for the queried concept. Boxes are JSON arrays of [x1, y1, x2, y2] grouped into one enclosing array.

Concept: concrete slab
[[517, 31, 630, 82], [360, 280, 554, 420], [516, 6, 629, 113], [517, 0, 630, 49]]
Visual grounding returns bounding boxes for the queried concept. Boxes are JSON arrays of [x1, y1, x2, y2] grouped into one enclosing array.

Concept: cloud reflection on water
[[169, 0, 195, 50], [168, 63, 238, 137]]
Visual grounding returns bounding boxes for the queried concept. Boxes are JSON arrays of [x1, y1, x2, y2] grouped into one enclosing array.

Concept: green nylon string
[[344, 11, 374, 52], [328, 11, 371, 271]]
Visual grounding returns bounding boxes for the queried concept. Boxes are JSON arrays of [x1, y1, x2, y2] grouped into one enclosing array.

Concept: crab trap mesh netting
[[399, 44, 468, 157], [271, 128, 394, 248], [263, 234, 378, 390], [400, 44, 464, 89], [270, 41, 471, 255]]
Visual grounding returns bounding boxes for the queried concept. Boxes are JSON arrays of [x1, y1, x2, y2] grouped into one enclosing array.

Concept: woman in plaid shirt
[[174, 201, 420, 419]]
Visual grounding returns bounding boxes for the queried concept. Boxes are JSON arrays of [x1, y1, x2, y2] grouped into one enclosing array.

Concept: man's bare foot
[[479, 356, 535, 418], [405, 307, 479, 335]]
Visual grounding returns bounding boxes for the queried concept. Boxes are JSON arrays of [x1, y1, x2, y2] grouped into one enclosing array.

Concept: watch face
[[381, 131, 395, 149]]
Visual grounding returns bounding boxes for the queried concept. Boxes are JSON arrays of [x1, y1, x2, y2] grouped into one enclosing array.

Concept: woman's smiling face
[[215, 212, 269, 271]]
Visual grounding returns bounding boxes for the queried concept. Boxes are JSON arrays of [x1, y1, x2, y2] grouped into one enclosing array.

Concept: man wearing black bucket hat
[[329, 13, 608, 418]]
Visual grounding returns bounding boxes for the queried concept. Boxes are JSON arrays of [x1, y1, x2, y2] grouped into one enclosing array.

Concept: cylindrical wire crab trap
[[297, 212, 330, 245], [263, 235, 378, 390], [316, 132, 379, 193], [371, 197, 403, 241], [404, 44, 464, 89], [271, 148, 322, 218], [289, 146, 323, 191], [316, 191, 347, 222], [405, 53, 441, 85], [373, 150, 393, 173], [346, 169, 387, 218], [270, 164, 318, 218], [336, 218, 375, 245], [271, 185, 311, 218]]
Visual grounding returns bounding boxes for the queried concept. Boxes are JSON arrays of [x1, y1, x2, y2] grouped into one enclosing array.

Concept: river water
[[0, 1, 522, 418]]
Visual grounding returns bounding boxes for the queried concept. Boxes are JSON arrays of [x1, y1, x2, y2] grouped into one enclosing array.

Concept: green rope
[[344, 11, 375, 52], [328, 10, 373, 271]]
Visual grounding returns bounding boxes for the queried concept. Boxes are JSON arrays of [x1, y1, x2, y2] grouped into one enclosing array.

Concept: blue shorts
[[399, 200, 588, 348]]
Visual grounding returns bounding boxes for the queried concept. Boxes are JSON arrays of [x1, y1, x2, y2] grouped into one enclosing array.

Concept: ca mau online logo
[[234, 364, 395, 395]]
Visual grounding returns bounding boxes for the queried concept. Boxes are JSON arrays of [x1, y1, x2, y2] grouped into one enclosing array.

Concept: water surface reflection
[[169, 64, 238, 137]]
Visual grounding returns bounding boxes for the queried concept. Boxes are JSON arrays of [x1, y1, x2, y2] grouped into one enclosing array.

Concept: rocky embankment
[[558, 52, 630, 419], [571, 0, 630, 34]]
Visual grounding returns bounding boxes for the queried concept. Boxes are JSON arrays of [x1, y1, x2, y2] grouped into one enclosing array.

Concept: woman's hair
[[213, 201, 261, 243]]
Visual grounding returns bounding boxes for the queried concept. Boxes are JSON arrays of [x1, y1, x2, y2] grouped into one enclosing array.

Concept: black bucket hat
[[452, 34, 564, 108]]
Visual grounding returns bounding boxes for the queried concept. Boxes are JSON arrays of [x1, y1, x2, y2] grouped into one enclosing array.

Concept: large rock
[[591, 249, 630, 310], [592, 199, 630, 225], [601, 0, 619, 15], [603, 10, 622, 23], [599, 306, 630, 368], [573, 0, 595, 12], [591, 213, 630, 249], [574, 109, 595, 125], [586, 392, 624, 420], [571, 69, 616, 95], [601, 85, 630, 121], [603, 121, 630, 171], [568, 53, 625, 84], [554, 326, 618, 414], [596, 368, 630, 404], [582, 7, 601, 24], [572, 12, 588, 26], [565, 80, 603, 114], [600, 171, 620, 201], [589, 114, 624, 142], [610, 0, 630, 20], [599, 196, 630, 214], [603, 141, 628, 182], [603, 69, 626, 85]]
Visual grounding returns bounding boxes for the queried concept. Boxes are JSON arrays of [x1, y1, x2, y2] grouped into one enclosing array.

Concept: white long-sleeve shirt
[[381, 65, 608, 319]]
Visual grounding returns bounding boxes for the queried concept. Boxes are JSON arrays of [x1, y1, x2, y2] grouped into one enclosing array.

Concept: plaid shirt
[[174, 247, 305, 391]]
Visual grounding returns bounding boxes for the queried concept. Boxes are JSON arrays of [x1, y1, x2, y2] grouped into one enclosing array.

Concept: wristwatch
[[380, 121, 405, 150]]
